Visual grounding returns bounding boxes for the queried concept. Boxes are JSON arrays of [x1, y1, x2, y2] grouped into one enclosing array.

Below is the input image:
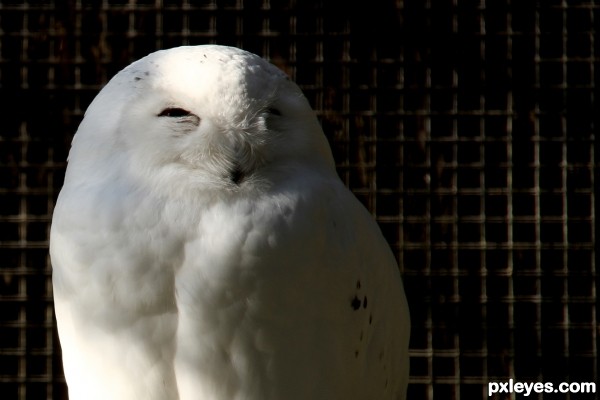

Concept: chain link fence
[[0, 1, 597, 399]]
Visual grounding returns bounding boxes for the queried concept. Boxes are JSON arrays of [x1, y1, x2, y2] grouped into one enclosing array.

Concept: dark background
[[0, 1, 597, 399]]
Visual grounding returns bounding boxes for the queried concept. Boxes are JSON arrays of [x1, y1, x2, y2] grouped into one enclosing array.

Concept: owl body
[[51, 45, 409, 400]]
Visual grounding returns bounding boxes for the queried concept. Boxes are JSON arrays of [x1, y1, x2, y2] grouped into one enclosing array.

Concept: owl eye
[[158, 107, 200, 128], [267, 108, 282, 116], [158, 108, 193, 117]]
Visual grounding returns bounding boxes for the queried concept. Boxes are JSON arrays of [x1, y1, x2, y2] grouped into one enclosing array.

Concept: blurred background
[[0, 1, 597, 399]]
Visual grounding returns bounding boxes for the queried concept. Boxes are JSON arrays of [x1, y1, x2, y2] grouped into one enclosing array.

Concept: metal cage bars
[[0, 1, 597, 399]]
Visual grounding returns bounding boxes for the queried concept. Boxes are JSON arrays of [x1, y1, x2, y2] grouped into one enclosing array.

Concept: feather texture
[[50, 45, 410, 400]]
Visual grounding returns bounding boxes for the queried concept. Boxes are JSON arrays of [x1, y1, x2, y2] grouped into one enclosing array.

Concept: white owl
[[50, 45, 410, 400]]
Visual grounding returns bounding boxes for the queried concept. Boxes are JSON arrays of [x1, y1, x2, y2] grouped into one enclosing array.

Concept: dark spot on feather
[[362, 296, 368, 308], [356, 280, 361, 289], [134, 76, 142, 81], [354, 350, 359, 358], [369, 313, 373, 324], [359, 330, 363, 341], [350, 295, 361, 311]]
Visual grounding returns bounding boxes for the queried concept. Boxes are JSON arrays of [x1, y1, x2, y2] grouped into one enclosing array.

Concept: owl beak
[[229, 163, 244, 185]]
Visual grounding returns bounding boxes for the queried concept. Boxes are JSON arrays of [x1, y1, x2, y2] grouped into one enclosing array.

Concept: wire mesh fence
[[0, 1, 597, 399]]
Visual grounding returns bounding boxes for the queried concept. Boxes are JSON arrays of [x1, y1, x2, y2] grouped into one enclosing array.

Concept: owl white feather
[[50, 45, 410, 400]]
